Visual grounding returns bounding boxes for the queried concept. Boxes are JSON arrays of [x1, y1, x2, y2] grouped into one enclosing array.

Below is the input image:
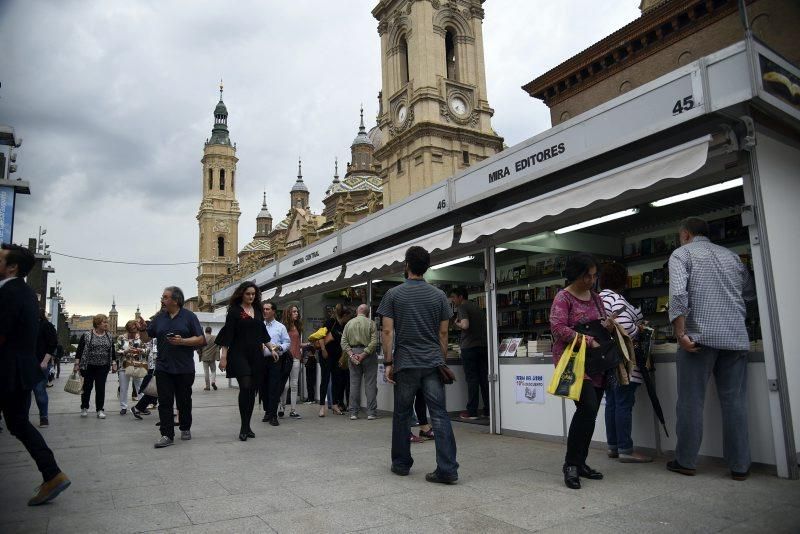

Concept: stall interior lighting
[[430, 256, 475, 270], [495, 247, 508, 253], [649, 177, 743, 207], [554, 209, 639, 235], [351, 280, 382, 288]]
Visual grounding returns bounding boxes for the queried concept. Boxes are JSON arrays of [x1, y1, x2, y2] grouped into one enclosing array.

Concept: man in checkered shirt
[[666, 217, 756, 481]]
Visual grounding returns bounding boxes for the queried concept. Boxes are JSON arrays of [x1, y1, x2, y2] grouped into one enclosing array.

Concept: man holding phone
[[137, 286, 205, 448]]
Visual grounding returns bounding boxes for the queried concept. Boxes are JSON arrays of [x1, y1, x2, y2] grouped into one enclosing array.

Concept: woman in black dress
[[322, 304, 353, 416], [218, 282, 270, 441]]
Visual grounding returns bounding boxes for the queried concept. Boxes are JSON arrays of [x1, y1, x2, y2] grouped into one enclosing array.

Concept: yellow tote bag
[[547, 334, 586, 401]]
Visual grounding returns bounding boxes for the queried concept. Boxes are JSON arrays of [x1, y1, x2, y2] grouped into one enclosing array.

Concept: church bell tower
[[372, 0, 503, 205], [196, 82, 241, 311]]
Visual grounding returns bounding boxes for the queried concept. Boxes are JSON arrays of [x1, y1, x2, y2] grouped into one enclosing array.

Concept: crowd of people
[[0, 215, 757, 506]]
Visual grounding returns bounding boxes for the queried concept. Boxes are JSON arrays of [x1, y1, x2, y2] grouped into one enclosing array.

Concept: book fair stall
[[214, 38, 800, 478]]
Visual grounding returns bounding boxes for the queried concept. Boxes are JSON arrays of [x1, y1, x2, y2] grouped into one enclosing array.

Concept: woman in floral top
[[550, 253, 614, 490], [116, 320, 150, 416]]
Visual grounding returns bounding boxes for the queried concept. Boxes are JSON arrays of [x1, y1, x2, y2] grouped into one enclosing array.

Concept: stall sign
[[278, 236, 339, 276], [515, 374, 545, 404]]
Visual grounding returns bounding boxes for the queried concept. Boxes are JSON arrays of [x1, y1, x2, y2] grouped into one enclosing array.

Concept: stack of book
[[527, 337, 552, 355]]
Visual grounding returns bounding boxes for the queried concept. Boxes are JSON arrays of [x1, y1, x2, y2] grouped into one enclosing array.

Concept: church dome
[[292, 159, 309, 192], [368, 125, 383, 151], [351, 106, 374, 148]]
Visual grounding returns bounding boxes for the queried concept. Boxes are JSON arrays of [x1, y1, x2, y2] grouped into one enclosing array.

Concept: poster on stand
[[515, 374, 545, 404], [378, 363, 389, 386]]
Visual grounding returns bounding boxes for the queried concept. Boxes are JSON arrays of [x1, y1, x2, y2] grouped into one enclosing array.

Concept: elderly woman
[[599, 262, 652, 463], [116, 320, 149, 416], [74, 314, 116, 419], [136, 286, 205, 449], [550, 253, 614, 490]]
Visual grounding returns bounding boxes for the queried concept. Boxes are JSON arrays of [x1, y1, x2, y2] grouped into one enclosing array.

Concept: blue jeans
[[28, 368, 49, 418], [605, 383, 639, 454], [676, 347, 750, 473], [391, 367, 459, 477]]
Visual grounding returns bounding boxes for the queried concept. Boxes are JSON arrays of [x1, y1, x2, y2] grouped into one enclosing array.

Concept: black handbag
[[575, 294, 622, 375]]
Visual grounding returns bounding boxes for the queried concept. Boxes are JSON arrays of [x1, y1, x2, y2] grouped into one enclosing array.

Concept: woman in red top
[[550, 253, 614, 490]]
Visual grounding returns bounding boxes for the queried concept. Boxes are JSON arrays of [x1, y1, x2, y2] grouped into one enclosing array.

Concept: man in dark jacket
[[0, 244, 70, 505]]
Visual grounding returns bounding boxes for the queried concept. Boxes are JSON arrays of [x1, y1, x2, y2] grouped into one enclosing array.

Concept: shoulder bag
[[574, 293, 622, 375]]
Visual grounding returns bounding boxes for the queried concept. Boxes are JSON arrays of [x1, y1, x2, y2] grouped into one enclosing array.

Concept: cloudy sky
[[0, 0, 640, 319]]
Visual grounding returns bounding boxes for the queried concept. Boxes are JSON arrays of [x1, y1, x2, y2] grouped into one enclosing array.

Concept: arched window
[[208, 168, 213, 190], [399, 35, 409, 85], [217, 236, 225, 257], [219, 168, 225, 190], [445, 29, 457, 81]]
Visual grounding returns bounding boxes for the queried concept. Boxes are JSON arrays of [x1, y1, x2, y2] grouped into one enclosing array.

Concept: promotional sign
[[378, 363, 389, 386], [0, 185, 15, 244], [515, 374, 545, 404]]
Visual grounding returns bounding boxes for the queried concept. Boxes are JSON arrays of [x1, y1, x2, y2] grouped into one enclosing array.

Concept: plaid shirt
[[668, 236, 756, 350]]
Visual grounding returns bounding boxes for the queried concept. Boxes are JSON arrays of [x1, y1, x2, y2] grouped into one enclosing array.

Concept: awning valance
[[279, 266, 342, 297], [262, 288, 276, 300], [343, 227, 455, 279], [459, 136, 711, 244]]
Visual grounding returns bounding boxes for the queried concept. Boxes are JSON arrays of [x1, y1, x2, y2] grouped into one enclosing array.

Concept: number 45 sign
[[672, 95, 695, 115]]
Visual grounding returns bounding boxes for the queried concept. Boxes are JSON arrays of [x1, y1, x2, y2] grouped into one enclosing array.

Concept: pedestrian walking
[[280, 304, 304, 419], [200, 326, 220, 391], [217, 282, 269, 441], [550, 253, 614, 489], [137, 286, 205, 449], [599, 262, 652, 463], [342, 304, 379, 420], [116, 320, 148, 415], [448, 287, 490, 420], [0, 244, 70, 505], [321, 304, 352, 416], [30, 309, 57, 427], [261, 301, 289, 426], [131, 336, 158, 419], [302, 344, 317, 403], [667, 217, 756, 481], [53, 344, 64, 381], [410, 390, 434, 442], [74, 314, 116, 419], [377, 245, 459, 484]]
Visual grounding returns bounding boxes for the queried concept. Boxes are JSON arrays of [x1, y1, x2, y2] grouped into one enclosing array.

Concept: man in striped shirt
[[667, 217, 756, 481], [378, 246, 458, 484]]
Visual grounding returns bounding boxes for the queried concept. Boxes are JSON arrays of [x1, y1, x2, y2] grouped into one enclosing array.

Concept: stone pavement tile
[[64, 466, 167, 492], [461, 468, 558, 500], [719, 502, 800, 533], [473, 490, 611, 532], [153, 515, 275, 534], [588, 492, 736, 533], [290, 474, 409, 506], [534, 516, 622, 534], [179, 488, 310, 524], [260, 501, 407, 534], [112, 480, 230, 508], [47, 502, 191, 534], [369, 482, 500, 518], [353, 509, 530, 534], [0, 487, 112, 525], [0, 517, 49, 534]]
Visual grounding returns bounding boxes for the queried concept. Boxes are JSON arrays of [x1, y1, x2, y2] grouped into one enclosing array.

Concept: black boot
[[579, 464, 603, 480], [563, 465, 580, 489]]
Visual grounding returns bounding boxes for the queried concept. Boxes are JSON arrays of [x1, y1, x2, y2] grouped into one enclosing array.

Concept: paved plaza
[[1, 375, 799, 534]]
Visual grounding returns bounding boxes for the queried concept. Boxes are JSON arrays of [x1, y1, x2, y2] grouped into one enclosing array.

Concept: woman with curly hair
[[218, 281, 270, 441]]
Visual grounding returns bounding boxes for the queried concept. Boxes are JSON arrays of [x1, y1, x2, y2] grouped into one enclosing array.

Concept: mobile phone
[[166, 332, 178, 338]]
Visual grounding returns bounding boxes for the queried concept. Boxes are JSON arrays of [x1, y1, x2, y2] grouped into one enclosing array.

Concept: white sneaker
[[350, 414, 358, 420], [367, 415, 377, 420], [97, 411, 106, 419], [80, 408, 88, 417]]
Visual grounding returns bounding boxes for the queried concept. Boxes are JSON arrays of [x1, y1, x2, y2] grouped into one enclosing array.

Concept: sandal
[[332, 407, 343, 416], [318, 407, 326, 417]]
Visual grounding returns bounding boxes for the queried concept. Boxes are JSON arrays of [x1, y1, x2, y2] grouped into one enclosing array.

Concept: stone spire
[[290, 157, 310, 209], [256, 191, 273, 236], [333, 157, 340, 183], [209, 79, 231, 145]]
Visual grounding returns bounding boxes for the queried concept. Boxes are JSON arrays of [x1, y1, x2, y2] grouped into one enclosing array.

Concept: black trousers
[[331, 364, 349, 408], [461, 346, 490, 416], [318, 356, 332, 406], [55, 358, 61, 378], [80, 365, 109, 411], [415, 389, 428, 425], [565, 384, 604, 467], [260, 358, 282, 417], [155, 371, 194, 439], [0, 389, 60, 482], [305, 361, 317, 401], [134, 371, 157, 412]]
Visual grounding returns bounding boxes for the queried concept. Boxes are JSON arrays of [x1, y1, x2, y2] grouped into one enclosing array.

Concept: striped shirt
[[600, 289, 643, 383], [668, 236, 755, 351], [377, 279, 452, 372]]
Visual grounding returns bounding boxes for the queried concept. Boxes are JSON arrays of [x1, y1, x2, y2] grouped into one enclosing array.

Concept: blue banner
[[0, 185, 15, 244]]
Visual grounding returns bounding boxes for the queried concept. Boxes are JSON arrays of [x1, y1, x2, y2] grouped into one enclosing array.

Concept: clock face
[[450, 96, 467, 116], [397, 104, 407, 123]]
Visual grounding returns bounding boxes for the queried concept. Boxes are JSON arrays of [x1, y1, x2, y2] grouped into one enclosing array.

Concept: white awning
[[262, 288, 276, 300], [279, 266, 342, 297], [343, 227, 455, 279], [460, 136, 711, 244]]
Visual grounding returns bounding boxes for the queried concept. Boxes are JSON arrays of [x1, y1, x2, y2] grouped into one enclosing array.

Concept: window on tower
[[231, 171, 235, 190], [445, 29, 458, 81], [220, 169, 226, 190], [208, 168, 213, 190], [399, 35, 409, 85], [217, 236, 225, 257]]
